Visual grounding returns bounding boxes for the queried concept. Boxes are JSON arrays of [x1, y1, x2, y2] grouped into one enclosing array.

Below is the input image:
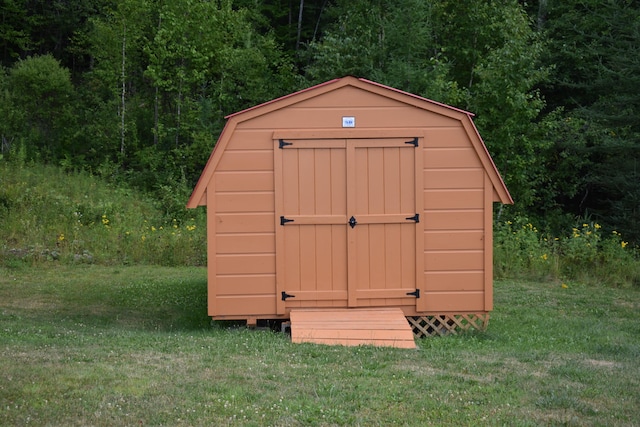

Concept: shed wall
[[209, 87, 492, 318], [422, 126, 486, 312]]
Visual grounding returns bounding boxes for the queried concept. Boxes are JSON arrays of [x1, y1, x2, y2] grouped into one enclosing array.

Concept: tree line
[[0, 0, 638, 243]]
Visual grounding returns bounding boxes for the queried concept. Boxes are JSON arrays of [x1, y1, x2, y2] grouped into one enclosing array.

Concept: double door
[[274, 137, 424, 314]]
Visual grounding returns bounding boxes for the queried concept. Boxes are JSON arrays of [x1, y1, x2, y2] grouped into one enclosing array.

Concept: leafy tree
[[305, 0, 464, 105], [535, 0, 640, 242], [82, 0, 155, 174], [305, 0, 547, 211], [81, 0, 298, 196], [0, 65, 23, 159], [0, 0, 112, 76], [235, 0, 334, 55], [434, 0, 549, 210], [6, 54, 77, 161]]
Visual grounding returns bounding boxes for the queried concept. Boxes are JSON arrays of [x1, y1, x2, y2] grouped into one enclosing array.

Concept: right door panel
[[347, 138, 424, 309]]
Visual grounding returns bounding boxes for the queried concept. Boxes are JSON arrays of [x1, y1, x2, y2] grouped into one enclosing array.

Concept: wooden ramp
[[289, 308, 416, 349]]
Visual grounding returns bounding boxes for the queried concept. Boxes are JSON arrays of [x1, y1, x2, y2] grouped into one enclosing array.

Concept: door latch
[[349, 216, 357, 228]]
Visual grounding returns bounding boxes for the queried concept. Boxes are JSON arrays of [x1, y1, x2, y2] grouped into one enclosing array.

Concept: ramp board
[[290, 308, 416, 349]]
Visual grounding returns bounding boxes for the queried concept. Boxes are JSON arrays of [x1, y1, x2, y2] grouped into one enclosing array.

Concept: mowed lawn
[[1, 265, 638, 426]]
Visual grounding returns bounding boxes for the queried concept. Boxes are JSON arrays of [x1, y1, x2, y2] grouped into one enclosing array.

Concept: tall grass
[[0, 162, 206, 266], [494, 217, 640, 287]]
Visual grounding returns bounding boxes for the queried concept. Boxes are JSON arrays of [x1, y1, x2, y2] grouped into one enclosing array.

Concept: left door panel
[[275, 139, 349, 314]]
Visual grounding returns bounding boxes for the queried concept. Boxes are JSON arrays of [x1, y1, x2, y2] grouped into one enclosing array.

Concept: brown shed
[[187, 76, 512, 344]]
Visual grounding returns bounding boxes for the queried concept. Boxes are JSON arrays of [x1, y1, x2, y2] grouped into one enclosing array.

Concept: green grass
[[1, 265, 638, 426], [0, 162, 206, 267]]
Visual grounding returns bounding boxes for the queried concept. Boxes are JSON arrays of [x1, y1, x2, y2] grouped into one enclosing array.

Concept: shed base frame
[[408, 313, 490, 337]]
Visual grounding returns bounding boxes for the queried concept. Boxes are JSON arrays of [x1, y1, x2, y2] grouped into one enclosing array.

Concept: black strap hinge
[[280, 216, 294, 226], [281, 291, 295, 301], [279, 139, 293, 149], [406, 289, 420, 298], [406, 213, 420, 223], [405, 137, 419, 147]]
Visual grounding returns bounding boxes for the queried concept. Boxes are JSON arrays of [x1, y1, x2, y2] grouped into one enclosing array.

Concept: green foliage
[[494, 218, 558, 280], [306, 0, 548, 212], [494, 217, 640, 287], [0, 0, 638, 247], [433, 1, 549, 209], [305, 0, 465, 106], [0, 162, 205, 268], [4, 55, 77, 161], [535, 0, 640, 243]]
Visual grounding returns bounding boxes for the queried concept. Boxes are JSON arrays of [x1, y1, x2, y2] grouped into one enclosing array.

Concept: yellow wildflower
[[541, 254, 548, 261], [594, 223, 601, 229], [621, 241, 628, 248], [58, 233, 65, 242], [561, 283, 568, 289]]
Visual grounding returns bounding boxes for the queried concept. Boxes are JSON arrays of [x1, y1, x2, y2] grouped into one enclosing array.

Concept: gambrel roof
[[187, 76, 513, 208]]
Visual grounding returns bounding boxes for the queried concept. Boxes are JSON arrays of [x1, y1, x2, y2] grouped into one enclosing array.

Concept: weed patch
[[494, 217, 640, 287]]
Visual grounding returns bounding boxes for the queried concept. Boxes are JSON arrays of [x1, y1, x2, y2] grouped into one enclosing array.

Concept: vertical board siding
[[277, 138, 421, 311], [351, 140, 419, 308], [277, 141, 349, 310]]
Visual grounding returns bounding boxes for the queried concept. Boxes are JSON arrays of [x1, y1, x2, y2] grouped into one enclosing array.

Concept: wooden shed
[[187, 76, 512, 345]]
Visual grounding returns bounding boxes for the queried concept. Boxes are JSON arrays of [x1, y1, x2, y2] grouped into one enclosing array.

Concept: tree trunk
[[296, 0, 304, 50], [120, 20, 126, 156]]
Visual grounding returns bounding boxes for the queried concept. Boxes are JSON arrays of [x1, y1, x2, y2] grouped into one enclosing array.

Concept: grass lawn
[[1, 265, 638, 426]]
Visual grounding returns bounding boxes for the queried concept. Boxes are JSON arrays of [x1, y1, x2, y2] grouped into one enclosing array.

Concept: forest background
[[0, 0, 638, 268]]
